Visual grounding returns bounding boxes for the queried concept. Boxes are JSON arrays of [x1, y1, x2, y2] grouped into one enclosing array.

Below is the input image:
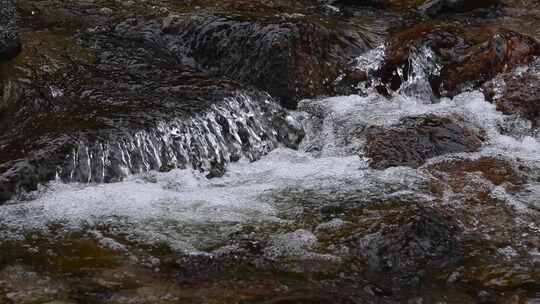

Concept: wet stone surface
[[0, 0, 21, 62], [364, 115, 486, 169], [347, 23, 540, 99], [484, 69, 540, 127]]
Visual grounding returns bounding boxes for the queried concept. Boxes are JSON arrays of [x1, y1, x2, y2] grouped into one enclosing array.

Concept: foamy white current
[[1, 86, 540, 252]]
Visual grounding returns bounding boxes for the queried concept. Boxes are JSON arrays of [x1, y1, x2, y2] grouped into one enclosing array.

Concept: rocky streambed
[[1, 0, 540, 303]]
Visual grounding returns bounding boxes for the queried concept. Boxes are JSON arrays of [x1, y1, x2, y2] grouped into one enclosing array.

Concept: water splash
[[397, 45, 441, 101], [349, 44, 441, 101], [0, 148, 433, 250]]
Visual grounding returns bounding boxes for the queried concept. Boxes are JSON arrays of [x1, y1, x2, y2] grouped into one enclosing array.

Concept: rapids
[[2, 84, 540, 253]]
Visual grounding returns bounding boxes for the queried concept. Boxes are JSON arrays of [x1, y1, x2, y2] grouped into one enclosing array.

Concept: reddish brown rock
[[441, 29, 540, 96], [425, 156, 525, 204], [371, 24, 540, 97], [427, 156, 524, 188], [483, 72, 540, 126]]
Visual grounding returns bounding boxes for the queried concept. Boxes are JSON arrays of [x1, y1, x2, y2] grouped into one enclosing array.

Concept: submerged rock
[[184, 0, 324, 14], [0, 0, 540, 303], [264, 229, 342, 274], [333, 0, 500, 15], [0, 0, 21, 61], [364, 115, 485, 169]]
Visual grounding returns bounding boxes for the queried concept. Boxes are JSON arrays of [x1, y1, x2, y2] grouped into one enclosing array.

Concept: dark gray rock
[[418, 0, 499, 16], [351, 205, 462, 290], [483, 72, 540, 127], [0, 18, 304, 203], [0, 0, 21, 61], [162, 13, 369, 109], [364, 115, 485, 169]]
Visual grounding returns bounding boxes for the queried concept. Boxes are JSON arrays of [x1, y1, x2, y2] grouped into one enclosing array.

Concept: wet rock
[[483, 71, 540, 127], [0, 80, 21, 114], [0, 19, 304, 203], [164, 13, 369, 109], [0, 1, 372, 200], [425, 156, 525, 192], [99, 7, 114, 15], [334, 0, 499, 14], [315, 218, 347, 235], [440, 29, 540, 96], [418, 0, 499, 16], [332, 0, 423, 10], [424, 156, 525, 205], [365, 24, 540, 98], [186, 0, 324, 14], [364, 115, 485, 169], [0, 0, 21, 61], [205, 159, 227, 179], [350, 204, 462, 288], [334, 69, 369, 95], [255, 293, 357, 304], [0, 265, 68, 303]]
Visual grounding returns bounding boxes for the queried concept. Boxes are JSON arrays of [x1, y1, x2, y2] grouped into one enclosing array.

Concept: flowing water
[[2, 14, 540, 303], [60, 92, 302, 184], [3, 85, 540, 240]]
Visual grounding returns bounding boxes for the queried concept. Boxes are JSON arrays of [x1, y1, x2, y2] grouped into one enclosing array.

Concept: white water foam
[[299, 89, 540, 159], [0, 147, 433, 250]]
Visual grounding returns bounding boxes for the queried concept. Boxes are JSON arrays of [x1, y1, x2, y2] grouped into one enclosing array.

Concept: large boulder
[[0, 0, 21, 61], [364, 115, 485, 169]]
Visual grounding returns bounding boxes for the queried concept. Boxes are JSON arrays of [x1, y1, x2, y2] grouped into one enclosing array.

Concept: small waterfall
[[351, 43, 442, 102], [396, 45, 441, 101], [58, 92, 303, 183]]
